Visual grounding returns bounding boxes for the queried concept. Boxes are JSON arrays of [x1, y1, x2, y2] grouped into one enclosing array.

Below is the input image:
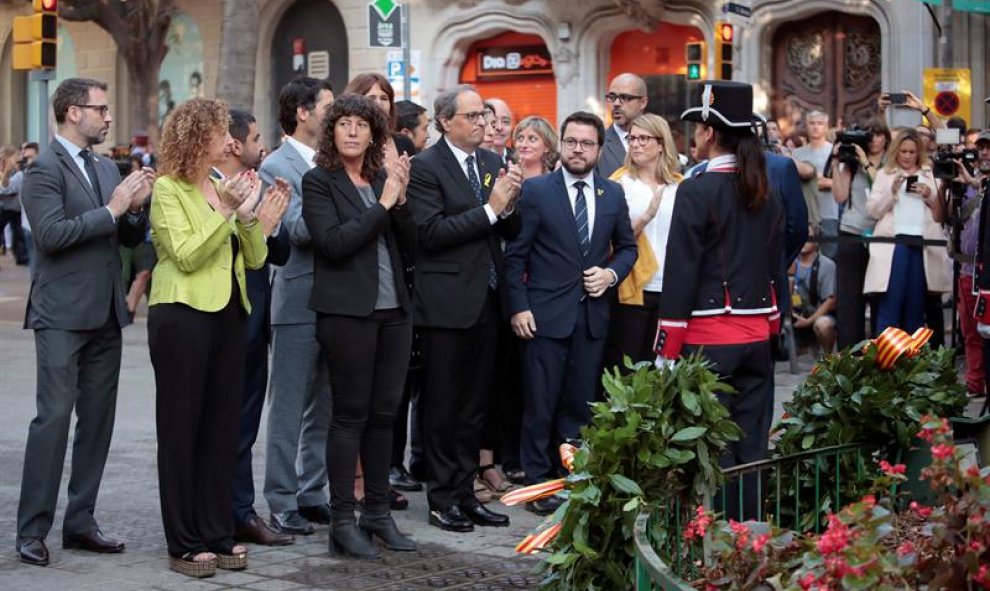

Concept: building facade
[[0, 0, 987, 148]]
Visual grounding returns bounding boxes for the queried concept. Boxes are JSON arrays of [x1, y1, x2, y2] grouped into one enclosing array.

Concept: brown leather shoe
[[235, 515, 294, 546], [62, 529, 125, 553]]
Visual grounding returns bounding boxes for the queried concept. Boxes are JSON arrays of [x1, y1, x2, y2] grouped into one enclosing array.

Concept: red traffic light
[[34, 0, 57, 12], [719, 23, 734, 43]]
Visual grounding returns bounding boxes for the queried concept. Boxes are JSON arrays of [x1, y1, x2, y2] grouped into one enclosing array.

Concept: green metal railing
[[634, 443, 870, 591]]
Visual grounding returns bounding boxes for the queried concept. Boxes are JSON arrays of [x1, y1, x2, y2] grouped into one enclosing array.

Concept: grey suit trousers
[[264, 323, 331, 512], [17, 319, 121, 538]]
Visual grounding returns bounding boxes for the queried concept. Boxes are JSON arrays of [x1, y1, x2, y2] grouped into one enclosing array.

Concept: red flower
[[798, 572, 817, 590], [967, 465, 982, 478], [683, 506, 712, 540], [897, 541, 916, 556], [860, 494, 876, 508], [752, 533, 771, 553], [816, 515, 851, 556], [909, 501, 933, 518], [974, 565, 990, 590], [878, 460, 906, 476], [931, 444, 955, 461]]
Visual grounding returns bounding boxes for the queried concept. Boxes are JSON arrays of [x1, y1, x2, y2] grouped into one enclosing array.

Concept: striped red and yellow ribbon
[[503, 443, 579, 554], [873, 326, 933, 369]]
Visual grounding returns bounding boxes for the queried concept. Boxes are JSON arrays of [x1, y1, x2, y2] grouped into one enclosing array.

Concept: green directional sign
[[369, 0, 402, 48]]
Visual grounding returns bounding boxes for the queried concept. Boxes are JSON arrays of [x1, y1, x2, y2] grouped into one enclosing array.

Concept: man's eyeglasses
[[628, 135, 660, 146], [562, 138, 598, 150], [605, 93, 644, 104], [75, 104, 111, 116], [455, 111, 488, 122]]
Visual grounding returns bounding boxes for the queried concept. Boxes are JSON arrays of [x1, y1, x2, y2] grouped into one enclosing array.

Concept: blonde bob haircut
[[882, 128, 929, 174], [158, 98, 230, 182], [514, 116, 559, 173], [623, 113, 683, 184]]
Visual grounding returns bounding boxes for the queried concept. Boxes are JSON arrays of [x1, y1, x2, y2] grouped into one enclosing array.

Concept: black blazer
[[301, 166, 414, 317], [407, 139, 520, 329]]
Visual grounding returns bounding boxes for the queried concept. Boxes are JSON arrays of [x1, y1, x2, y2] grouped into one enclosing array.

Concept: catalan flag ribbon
[[873, 326, 933, 370], [503, 443, 579, 554]]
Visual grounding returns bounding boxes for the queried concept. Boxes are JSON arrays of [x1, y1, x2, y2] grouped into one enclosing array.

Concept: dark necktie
[[574, 180, 590, 258], [79, 149, 102, 202], [465, 155, 498, 289]]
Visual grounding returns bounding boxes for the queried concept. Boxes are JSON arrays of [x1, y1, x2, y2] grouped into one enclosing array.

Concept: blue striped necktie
[[466, 155, 498, 289], [573, 180, 590, 258]]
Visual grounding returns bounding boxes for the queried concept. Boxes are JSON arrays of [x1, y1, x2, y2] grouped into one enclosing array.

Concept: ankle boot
[[359, 513, 417, 552], [329, 515, 381, 559]]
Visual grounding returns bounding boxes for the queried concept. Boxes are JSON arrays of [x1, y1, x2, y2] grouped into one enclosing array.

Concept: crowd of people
[[3, 70, 989, 579]]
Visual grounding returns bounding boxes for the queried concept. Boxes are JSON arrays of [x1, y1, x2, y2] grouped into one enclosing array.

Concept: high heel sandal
[[169, 551, 217, 578], [477, 464, 520, 500], [210, 543, 247, 570]]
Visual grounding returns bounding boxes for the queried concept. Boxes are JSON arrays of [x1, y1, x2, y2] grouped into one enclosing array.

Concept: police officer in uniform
[[654, 81, 785, 480]]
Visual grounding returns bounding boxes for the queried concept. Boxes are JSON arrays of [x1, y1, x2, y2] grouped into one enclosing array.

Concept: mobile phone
[[905, 174, 918, 191], [887, 93, 908, 105]]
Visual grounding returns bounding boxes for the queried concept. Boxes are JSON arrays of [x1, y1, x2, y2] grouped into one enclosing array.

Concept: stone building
[[0, 0, 987, 148]]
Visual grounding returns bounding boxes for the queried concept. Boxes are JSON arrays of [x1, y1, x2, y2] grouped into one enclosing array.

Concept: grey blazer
[[21, 139, 146, 331], [595, 125, 627, 179], [259, 140, 316, 326]]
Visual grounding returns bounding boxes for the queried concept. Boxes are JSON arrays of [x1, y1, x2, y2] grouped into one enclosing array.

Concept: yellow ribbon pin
[[483, 173, 492, 188], [596, 188, 604, 197]]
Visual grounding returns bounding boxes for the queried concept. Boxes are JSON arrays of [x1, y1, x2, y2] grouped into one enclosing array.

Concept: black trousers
[[391, 329, 423, 470], [684, 340, 772, 520], [233, 269, 271, 525], [149, 299, 245, 557], [0, 209, 28, 263], [603, 291, 662, 370], [835, 234, 871, 349], [520, 302, 606, 483], [419, 293, 499, 510], [317, 309, 411, 516]]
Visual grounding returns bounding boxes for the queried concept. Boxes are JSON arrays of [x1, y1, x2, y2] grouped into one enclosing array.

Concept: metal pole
[[401, 3, 412, 101], [29, 69, 55, 143], [940, 0, 953, 68]]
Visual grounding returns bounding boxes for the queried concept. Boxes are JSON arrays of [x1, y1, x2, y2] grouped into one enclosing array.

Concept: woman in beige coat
[[863, 128, 949, 334]]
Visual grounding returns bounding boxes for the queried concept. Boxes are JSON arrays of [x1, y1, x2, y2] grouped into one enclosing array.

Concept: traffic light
[[12, 0, 58, 70], [714, 21, 733, 80], [685, 41, 704, 81]]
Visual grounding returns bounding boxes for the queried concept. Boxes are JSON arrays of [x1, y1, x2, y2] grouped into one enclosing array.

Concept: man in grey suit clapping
[[260, 77, 336, 534], [16, 78, 153, 567]]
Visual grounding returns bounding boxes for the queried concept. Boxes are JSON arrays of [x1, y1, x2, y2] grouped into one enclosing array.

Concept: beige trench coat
[[862, 166, 951, 295]]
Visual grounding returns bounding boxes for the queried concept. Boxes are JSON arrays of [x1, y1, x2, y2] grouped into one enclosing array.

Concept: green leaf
[[670, 426, 708, 442], [801, 434, 815, 450], [680, 390, 701, 415], [608, 473, 643, 495]]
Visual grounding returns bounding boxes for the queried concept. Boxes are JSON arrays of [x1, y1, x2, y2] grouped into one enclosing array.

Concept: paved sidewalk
[[0, 254, 820, 590]]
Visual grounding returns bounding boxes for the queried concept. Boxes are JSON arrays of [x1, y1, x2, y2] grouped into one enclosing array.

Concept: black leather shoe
[[235, 515, 295, 546], [298, 503, 331, 524], [16, 537, 49, 566], [459, 502, 510, 527], [526, 496, 564, 516], [428, 506, 474, 532], [63, 529, 125, 553], [270, 511, 315, 535], [389, 465, 423, 491]]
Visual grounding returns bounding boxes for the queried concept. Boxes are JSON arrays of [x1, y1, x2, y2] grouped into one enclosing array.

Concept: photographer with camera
[[952, 131, 990, 397], [789, 226, 837, 356], [830, 119, 890, 348]]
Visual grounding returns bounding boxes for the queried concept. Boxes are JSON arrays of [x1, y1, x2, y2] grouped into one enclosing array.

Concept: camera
[[835, 127, 871, 164], [931, 128, 975, 180]]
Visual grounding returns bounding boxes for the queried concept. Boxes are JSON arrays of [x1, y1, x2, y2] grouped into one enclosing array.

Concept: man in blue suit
[[504, 112, 637, 515]]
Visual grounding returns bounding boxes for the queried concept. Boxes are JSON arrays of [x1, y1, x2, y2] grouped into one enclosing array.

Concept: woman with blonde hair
[[864, 128, 948, 334], [513, 116, 558, 178], [148, 98, 288, 578], [603, 113, 683, 368]]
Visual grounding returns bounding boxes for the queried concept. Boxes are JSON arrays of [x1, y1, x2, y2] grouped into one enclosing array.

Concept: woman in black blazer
[[302, 94, 416, 558]]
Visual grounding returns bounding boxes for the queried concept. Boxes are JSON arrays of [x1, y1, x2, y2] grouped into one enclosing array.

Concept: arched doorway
[[771, 12, 881, 134], [270, 0, 348, 141], [459, 32, 557, 125]]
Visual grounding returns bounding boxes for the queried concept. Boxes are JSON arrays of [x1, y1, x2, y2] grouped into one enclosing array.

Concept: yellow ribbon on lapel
[[873, 326, 933, 370], [483, 172, 492, 188]]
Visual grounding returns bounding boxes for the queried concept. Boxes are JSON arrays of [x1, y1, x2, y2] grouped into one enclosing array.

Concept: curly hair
[[158, 98, 230, 182], [344, 73, 396, 132], [314, 94, 390, 181]]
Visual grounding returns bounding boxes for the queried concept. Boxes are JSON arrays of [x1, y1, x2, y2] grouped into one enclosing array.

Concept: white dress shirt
[[620, 175, 677, 292], [55, 134, 116, 223], [444, 136, 499, 224], [561, 167, 596, 239], [285, 136, 317, 169], [616, 126, 630, 153]]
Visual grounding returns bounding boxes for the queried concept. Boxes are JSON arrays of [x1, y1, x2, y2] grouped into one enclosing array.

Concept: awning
[[919, 0, 990, 14]]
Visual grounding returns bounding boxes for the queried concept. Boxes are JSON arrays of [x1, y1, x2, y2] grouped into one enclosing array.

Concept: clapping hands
[[218, 170, 260, 220], [257, 178, 291, 237], [380, 153, 411, 210], [489, 162, 523, 215]]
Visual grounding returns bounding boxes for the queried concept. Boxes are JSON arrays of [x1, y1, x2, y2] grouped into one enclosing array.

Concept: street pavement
[[0, 252, 812, 590]]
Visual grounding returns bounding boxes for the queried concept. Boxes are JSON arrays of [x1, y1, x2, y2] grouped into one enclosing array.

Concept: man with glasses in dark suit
[[597, 73, 649, 178], [16, 78, 153, 567]]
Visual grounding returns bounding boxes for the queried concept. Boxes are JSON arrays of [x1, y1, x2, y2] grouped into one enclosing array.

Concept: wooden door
[[771, 12, 881, 136]]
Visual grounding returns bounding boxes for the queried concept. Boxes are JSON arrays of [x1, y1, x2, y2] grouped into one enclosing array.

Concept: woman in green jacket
[[147, 98, 279, 578]]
